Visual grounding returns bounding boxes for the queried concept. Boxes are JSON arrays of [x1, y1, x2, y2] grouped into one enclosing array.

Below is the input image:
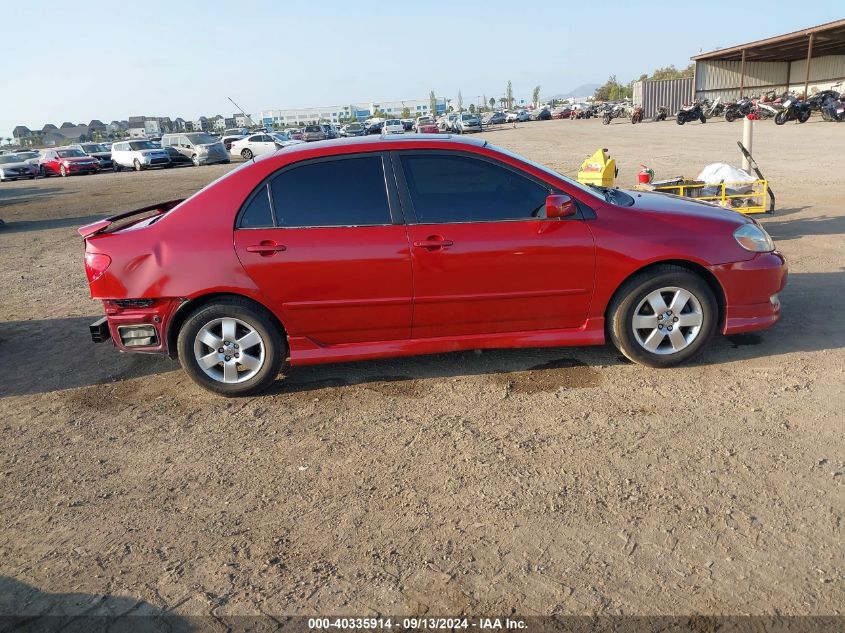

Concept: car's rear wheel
[[241, 149, 253, 159], [133, 159, 142, 171], [608, 266, 717, 368], [177, 298, 285, 397], [113, 161, 122, 172]]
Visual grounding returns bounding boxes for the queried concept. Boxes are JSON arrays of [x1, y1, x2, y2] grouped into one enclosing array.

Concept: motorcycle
[[701, 97, 724, 119], [653, 106, 668, 122], [752, 98, 779, 120], [676, 102, 706, 125], [601, 103, 625, 125], [631, 106, 644, 124], [724, 97, 753, 122], [774, 97, 811, 124], [821, 95, 845, 122]]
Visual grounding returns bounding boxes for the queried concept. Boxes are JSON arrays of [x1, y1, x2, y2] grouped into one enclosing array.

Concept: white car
[[270, 131, 305, 148], [230, 133, 297, 159], [382, 119, 404, 135], [505, 110, 529, 123], [111, 139, 171, 171]]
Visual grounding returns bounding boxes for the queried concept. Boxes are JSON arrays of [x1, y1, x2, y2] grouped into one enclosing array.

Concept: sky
[[1, 1, 843, 137]]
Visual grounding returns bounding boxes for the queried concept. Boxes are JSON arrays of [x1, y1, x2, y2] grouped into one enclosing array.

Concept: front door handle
[[413, 236, 454, 250], [246, 241, 287, 255]]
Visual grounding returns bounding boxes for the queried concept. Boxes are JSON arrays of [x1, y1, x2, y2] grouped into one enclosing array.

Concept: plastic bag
[[696, 163, 755, 194]]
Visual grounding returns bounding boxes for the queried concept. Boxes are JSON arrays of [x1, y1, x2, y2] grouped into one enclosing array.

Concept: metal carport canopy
[[692, 19, 845, 98], [691, 19, 845, 62]]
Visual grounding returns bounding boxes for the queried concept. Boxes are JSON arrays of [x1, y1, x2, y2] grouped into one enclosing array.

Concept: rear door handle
[[246, 241, 287, 254], [413, 236, 454, 249]]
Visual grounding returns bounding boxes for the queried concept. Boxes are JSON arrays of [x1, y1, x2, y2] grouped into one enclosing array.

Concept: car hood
[[0, 161, 32, 169], [625, 190, 751, 226], [89, 152, 111, 158], [62, 156, 98, 163]]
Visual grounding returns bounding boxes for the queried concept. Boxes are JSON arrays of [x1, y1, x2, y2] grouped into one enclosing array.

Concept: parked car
[[73, 143, 113, 169], [438, 114, 458, 132], [383, 119, 404, 135], [223, 127, 249, 138], [39, 147, 101, 177], [365, 121, 384, 135], [80, 135, 787, 396], [230, 133, 283, 159], [0, 154, 38, 181], [321, 124, 339, 140], [270, 131, 305, 147], [111, 140, 171, 171], [401, 119, 415, 131], [506, 110, 529, 123], [483, 112, 507, 125], [288, 129, 304, 141], [454, 113, 482, 133], [11, 150, 40, 166], [552, 107, 573, 119], [161, 133, 230, 166], [220, 134, 247, 151], [530, 108, 552, 121], [301, 125, 327, 142], [340, 123, 366, 137], [415, 118, 440, 134]]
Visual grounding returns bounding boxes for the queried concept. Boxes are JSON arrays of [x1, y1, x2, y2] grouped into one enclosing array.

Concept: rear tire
[[177, 298, 286, 397], [608, 266, 717, 368], [113, 161, 122, 172], [798, 110, 811, 123], [676, 115, 685, 125], [241, 149, 253, 160]]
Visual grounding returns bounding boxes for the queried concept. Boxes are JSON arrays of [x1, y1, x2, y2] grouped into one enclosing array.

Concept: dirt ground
[[1, 118, 843, 620]]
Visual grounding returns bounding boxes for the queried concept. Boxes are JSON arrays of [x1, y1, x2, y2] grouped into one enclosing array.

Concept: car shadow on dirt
[[0, 316, 177, 398], [0, 576, 191, 632], [2, 272, 840, 398], [0, 214, 104, 234], [760, 207, 845, 241]]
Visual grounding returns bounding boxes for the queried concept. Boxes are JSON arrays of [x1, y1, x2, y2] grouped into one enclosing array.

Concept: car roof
[[255, 134, 486, 163]]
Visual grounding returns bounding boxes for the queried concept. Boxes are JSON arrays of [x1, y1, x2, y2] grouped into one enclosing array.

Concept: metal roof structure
[[692, 19, 845, 62]]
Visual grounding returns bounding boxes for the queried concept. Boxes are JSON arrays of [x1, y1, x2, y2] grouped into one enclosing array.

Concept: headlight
[[733, 223, 774, 252], [0, 169, 5, 177]]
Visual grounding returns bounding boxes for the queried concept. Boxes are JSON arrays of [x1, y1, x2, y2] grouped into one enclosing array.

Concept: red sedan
[[80, 136, 786, 396], [40, 147, 101, 177]]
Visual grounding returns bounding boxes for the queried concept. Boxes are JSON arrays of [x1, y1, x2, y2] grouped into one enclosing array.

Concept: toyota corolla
[[80, 135, 786, 396]]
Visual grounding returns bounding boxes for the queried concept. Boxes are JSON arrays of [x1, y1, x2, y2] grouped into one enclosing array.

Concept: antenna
[[227, 97, 252, 126]]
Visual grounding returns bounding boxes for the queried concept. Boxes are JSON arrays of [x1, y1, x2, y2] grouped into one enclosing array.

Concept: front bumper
[[710, 251, 788, 335]]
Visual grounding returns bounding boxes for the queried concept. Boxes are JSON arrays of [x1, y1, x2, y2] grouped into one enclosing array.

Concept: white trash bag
[[696, 163, 756, 195]]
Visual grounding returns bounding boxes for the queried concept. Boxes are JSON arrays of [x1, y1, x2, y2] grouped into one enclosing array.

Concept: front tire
[[608, 266, 717, 368], [133, 159, 142, 171], [192, 154, 199, 166], [774, 111, 788, 125], [676, 115, 685, 125], [60, 165, 67, 177], [177, 298, 285, 397]]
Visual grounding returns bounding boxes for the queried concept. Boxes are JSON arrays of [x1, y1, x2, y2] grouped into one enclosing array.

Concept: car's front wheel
[[192, 154, 199, 166], [133, 159, 143, 171], [608, 266, 717, 367], [177, 298, 285, 396]]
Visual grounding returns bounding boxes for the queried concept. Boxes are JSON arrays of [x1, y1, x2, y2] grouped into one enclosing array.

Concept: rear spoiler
[[78, 199, 184, 238]]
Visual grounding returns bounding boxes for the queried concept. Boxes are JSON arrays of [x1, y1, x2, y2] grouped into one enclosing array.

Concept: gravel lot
[[1, 118, 843, 619]]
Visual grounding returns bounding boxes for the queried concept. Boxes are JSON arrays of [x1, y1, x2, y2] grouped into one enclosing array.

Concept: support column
[[739, 49, 746, 98], [803, 33, 815, 99]]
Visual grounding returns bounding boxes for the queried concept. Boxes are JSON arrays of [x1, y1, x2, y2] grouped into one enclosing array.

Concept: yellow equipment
[[577, 148, 617, 187]]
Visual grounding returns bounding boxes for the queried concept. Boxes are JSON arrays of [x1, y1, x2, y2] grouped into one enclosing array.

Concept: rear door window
[[269, 156, 391, 227]]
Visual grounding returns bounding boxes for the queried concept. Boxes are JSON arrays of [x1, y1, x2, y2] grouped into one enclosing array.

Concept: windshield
[[461, 114, 475, 120], [56, 149, 86, 158], [347, 124, 362, 130], [304, 125, 321, 132], [16, 152, 39, 159], [386, 120, 400, 125], [129, 141, 157, 150], [186, 133, 219, 145], [272, 132, 290, 140], [0, 156, 23, 164], [488, 144, 606, 202], [81, 143, 110, 153]]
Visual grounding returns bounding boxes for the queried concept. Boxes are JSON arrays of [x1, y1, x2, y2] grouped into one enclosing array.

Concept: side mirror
[[545, 194, 576, 219]]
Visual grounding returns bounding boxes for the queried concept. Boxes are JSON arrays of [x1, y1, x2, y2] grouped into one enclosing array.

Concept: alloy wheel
[[631, 287, 703, 355], [193, 317, 265, 384]]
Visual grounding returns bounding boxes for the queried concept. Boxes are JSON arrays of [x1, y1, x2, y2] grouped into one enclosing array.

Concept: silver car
[[0, 154, 38, 181], [161, 133, 229, 166], [454, 113, 482, 133]]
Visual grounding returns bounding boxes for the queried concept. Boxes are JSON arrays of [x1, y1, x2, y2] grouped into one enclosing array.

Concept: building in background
[[260, 97, 448, 128]]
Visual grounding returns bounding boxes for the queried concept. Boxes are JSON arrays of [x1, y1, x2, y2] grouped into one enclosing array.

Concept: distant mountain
[[547, 83, 600, 100]]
